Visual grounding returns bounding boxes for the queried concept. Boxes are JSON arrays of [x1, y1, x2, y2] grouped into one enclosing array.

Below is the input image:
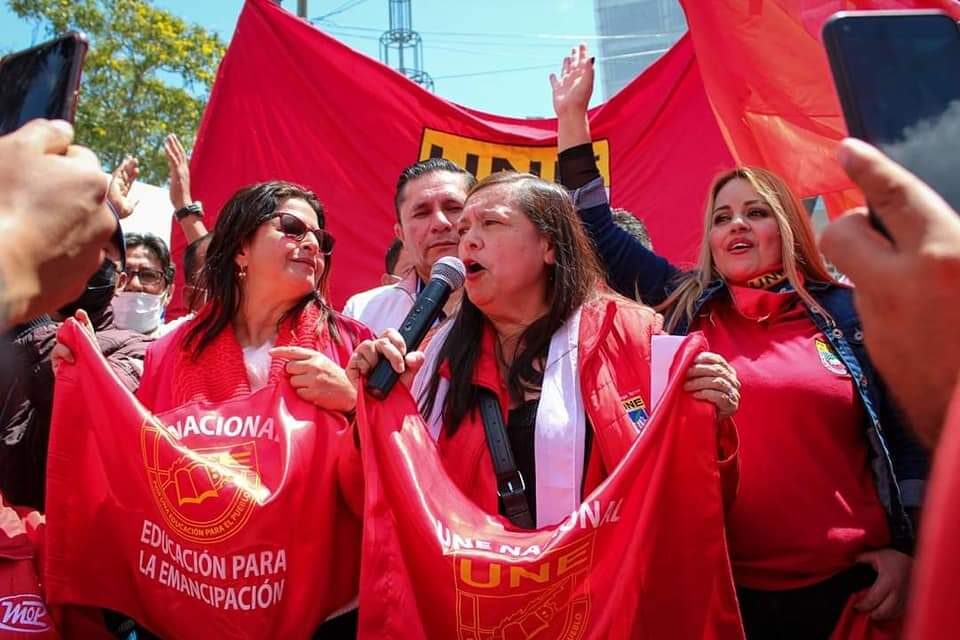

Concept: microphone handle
[[365, 279, 453, 399]]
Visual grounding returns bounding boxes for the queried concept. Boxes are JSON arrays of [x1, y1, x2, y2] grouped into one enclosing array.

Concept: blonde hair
[[659, 167, 837, 332]]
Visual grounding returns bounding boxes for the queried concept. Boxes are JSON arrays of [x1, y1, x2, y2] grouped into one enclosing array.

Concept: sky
[[0, 0, 612, 117]]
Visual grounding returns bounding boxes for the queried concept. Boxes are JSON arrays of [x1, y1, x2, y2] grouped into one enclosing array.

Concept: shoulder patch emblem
[[815, 338, 849, 377], [622, 394, 649, 427]]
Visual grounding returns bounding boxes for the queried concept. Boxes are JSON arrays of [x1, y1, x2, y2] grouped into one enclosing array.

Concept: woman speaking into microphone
[[347, 171, 740, 528]]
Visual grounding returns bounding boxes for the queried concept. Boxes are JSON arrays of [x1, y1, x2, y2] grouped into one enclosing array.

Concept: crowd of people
[[1, 41, 959, 640]]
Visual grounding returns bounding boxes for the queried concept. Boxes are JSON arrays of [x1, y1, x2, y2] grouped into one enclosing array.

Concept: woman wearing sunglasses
[[134, 181, 371, 636], [134, 180, 370, 414], [49, 181, 371, 636]]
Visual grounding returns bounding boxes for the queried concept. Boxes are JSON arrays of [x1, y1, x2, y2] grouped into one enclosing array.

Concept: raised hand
[[164, 133, 193, 211], [550, 42, 594, 119], [107, 155, 139, 218]]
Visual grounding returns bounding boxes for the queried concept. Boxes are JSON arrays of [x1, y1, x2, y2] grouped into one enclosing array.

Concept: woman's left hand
[[683, 351, 740, 419], [854, 548, 912, 621], [270, 346, 357, 413], [52, 309, 96, 374]]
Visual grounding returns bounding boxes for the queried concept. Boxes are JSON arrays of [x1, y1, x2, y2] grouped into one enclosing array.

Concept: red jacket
[[341, 293, 738, 519], [438, 294, 738, 516]]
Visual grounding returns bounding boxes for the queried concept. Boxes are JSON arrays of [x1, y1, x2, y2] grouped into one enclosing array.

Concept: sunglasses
[[272, 212, 335, 256]]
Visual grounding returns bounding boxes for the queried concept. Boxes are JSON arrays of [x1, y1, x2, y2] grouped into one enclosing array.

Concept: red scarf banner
[[181, 0, 734, 314], [43, 320, 360, 639], [355, 334, 744, 639]]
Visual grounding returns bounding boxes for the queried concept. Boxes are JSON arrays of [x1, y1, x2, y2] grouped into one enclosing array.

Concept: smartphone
[[0, 32, 89, 135], [823, 11, 960, 216]]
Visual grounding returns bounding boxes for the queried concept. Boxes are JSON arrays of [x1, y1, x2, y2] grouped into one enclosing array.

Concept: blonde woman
[[552, 44, 927, 638]]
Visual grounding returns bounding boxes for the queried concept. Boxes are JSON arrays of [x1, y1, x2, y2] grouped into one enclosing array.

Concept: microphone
[[365, 256, 466, 399]]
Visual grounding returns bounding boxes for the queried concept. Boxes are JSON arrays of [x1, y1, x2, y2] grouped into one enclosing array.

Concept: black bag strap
[[477, 388, 535, 530]]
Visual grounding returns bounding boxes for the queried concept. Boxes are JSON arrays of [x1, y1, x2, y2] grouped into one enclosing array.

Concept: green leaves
[[7, 0, 226, 183]]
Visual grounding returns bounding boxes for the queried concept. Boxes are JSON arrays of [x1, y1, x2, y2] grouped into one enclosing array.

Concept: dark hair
[[421, 172, 604, 433], [393, 158, 476, 222], [124, 232, 175, 285], [384, 237, 404, 275], [183, 234, 212, 287], [611, 208, 652, 251], [184, 181, 338, 356]]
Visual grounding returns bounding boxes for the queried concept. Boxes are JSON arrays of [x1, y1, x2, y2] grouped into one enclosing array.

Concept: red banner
[[184, 0, 734, 312], [355, 334, 744, 639], [680, 0, 960, 216], [181, 0, 960, 315], [42, 320, 360, 639]]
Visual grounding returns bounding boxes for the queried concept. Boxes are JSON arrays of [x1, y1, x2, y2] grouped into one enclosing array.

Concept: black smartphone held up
[[823, 10, 960, 220], [0, 32, 89, 136]]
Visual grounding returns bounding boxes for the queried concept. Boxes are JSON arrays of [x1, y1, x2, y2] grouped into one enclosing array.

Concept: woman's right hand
[[345, 329, 425, 391]]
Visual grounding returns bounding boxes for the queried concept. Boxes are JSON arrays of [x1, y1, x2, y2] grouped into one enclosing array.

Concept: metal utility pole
[[297, 0, 308, 18], [379, 0, 434, 91]]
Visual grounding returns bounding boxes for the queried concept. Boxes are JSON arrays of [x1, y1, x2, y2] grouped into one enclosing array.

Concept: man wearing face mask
[[117, 232, 177, 336], [0, 228, 151, 510]]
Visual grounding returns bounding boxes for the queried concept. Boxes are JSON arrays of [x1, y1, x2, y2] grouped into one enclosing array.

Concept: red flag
[[355, 334, 744, 639], [180, 0, 733, 315], [679, 0, 960, 216], [43, 320, 360, 639], [905, 381, 960, 639]]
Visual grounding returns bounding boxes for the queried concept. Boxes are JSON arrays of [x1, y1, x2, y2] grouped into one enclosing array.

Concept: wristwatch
[[174, 202, 203, 221]]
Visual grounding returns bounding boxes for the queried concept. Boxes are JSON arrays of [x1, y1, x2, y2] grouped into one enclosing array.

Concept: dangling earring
[[238, 264, 247, 280]]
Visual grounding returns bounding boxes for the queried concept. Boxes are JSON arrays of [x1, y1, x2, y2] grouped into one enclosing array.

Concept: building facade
[[593, 0, 687, 100]]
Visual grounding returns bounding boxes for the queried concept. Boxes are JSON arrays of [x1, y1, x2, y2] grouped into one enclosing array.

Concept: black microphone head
[[430, 256, 466, 291]]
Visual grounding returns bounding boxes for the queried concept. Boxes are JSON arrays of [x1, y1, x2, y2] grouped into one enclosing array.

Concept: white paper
[[651, 335, 686, 410]]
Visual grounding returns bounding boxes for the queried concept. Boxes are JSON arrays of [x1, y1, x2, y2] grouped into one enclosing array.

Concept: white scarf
[[412, 307, 586, 527]]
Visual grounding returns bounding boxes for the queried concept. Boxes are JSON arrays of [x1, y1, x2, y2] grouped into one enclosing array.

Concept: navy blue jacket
[[571, 176, 926, 551]]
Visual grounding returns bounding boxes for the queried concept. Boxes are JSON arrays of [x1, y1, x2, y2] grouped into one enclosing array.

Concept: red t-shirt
[[696, 285, 890, 590]]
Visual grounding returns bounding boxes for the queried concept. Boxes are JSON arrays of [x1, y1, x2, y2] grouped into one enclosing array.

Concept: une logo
[[0, 594, 52, 633]]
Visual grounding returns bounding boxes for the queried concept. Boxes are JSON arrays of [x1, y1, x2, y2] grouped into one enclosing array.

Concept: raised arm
[[551, 44, 679, 305], [165, 133, 208, 244]]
